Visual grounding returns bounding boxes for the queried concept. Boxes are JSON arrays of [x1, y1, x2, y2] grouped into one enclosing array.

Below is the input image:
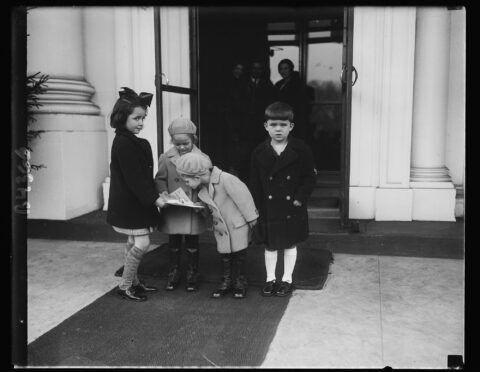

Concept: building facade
[[25, 6, 465, 222]]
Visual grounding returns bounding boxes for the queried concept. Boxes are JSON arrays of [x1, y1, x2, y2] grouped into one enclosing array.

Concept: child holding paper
[[175, 152, 259, 299], [154, 118, 210, 292]]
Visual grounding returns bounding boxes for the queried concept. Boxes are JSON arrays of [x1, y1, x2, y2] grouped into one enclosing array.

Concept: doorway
[[156, 6, 354, 228]]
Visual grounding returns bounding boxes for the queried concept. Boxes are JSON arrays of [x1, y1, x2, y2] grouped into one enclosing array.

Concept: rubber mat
[[28, 279, 291, 367], [116, 242, 333, 290]]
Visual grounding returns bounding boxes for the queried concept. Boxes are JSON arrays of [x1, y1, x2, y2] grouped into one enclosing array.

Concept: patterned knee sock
[[264, 249, 278, 282], [124, 241, 140, 285], [282, 246, 297, 283], [120, 246, 145, 290]]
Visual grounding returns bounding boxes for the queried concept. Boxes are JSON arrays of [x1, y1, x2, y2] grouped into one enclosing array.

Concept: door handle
[[351, 66, 358, 86], [161, 72, 169, 86], [339, 65, 358, 86]]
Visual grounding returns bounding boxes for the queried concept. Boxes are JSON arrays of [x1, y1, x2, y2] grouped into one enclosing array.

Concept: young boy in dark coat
[[250, 101, 316, 297]]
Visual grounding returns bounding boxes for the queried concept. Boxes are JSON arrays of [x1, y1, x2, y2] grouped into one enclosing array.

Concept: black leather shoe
[[275, 281, 293, 297], [165, 269, 180, 291], [233, 277, 247, 299], [117, 287, 147, 301], [233, 286, 247, 299], [211, 280, 231, 298], [261, 280, 277, 297], [185, 271, 199, 292], [134, 280, 158, 293], [186, 280, 198, 292]]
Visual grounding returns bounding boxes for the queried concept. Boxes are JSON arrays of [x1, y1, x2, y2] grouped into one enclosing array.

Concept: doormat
[[27, 280, 291, 367], [115, 243, 333, 290]]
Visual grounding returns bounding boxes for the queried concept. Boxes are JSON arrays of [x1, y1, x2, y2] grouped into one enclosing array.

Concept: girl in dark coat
[[107, 87, 165, 302], [250, 102, 316, 297]]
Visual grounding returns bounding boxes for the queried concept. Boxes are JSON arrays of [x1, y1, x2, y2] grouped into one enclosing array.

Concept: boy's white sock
[[264, 249, 278, 282], [282, 246, 297, 283]]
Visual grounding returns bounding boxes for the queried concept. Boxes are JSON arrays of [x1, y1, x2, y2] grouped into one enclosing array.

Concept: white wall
[[349, 7, 416, 220], [83, 6, 159, 172], [445, 8, 466, 187]]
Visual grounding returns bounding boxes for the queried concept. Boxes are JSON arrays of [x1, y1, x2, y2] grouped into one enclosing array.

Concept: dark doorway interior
[[198, 6, 345, 216]]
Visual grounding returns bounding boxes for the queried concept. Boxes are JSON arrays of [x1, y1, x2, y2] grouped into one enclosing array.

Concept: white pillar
[[27, 7, 108, 220], [410, 7, 455, 221], [349, 7, 416, 221]]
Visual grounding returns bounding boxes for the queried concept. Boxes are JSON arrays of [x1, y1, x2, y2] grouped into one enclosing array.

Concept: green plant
[[26, 72, 48, 170]]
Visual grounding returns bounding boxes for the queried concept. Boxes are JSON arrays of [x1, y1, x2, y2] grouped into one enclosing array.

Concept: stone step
[[307, 207, 340, 219], [311, 187, 340, 198]]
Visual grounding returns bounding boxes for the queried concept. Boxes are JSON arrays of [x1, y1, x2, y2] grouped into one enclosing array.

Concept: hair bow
[[119, 87, 153, 107]]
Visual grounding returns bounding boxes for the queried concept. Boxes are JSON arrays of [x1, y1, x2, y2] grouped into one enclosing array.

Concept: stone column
[[27, 7, 108, 220], [410, 7, 456, 221]]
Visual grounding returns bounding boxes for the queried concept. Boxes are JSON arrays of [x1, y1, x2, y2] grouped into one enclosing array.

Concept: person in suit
[[273, 59, 309, 140]]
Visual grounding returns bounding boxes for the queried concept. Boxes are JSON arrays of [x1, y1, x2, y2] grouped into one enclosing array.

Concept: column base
[[375, 188, 413, 221], [412, 183, 456, 221], [349, 187, 376, 220], [27, 114, 108, 220]]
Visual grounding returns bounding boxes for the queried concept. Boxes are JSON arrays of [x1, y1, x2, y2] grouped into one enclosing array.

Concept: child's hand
[[192, 202, 206, 213], [248, 219, 258, 228], [293, 200, 302, 207], [155, 196, 167, 209]]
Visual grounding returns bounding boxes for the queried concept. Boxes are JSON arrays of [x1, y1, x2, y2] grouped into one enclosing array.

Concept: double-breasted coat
[[154, 145, 209, 235], [249, 137, 316, 250], [198, 166, 259, 254], [107, 129, 160, 229]]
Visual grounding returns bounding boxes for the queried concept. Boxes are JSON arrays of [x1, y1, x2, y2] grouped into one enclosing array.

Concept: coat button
[[268, 195, 272, 200], [286, 175, 291, 180], [269, 176, 273, 181], [286, 215, 292, 219], [286, 195, 291, 200], [214, 221, 218, 225], [174, 178, 180, 182], [219, 232, 223, 236]]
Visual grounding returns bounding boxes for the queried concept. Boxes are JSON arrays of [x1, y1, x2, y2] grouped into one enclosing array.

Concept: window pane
[[160, 7, 190, 88], [308, 31, 331, 39], [268, 34, 297, 42], [306, 42, 342, 102], [162, 92, 191, 151], [269, 46, 300, 84]]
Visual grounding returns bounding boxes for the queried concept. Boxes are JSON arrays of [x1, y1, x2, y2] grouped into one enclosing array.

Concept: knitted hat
[[168, 117, 197, 135], [174, 152, 212, 176]]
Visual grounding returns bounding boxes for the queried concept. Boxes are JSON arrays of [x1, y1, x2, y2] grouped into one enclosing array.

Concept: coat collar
[[165, 144, 202, 161], [197, 166, 222, 206], [209, 166, 222, 184], [256, 137, 303, 175]]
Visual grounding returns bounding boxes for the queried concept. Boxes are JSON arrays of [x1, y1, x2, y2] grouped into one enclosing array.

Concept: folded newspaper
[[163, 187, 205, 209]]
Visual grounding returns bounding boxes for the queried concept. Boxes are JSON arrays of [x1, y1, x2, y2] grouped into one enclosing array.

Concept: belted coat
[[198, 167, 259, 254], [249, 137, 316, 250], [106, 129, 160, 229], [154, 145, 210, 235]]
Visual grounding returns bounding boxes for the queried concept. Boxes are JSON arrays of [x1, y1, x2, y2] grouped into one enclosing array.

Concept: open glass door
[[154, 6, 199, 155], [339, 7, 355, 228]]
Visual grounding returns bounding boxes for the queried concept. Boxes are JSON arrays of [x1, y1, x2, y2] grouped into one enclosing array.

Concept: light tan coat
[[198, 167, 259, 254], [154, 145, 209, 235]]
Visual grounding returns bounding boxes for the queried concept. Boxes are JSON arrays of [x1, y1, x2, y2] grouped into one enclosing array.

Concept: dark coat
[[107, 129, 160, 229], [249, 137, 316, 250], [274, 72, 309, 139]]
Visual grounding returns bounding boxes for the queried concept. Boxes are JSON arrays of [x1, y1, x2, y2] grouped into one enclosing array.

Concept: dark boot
[[165, 246, 181, 291], [211, 254, 232, 298], [232, 250, 248, 299], [185, 248, 199, 292]]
